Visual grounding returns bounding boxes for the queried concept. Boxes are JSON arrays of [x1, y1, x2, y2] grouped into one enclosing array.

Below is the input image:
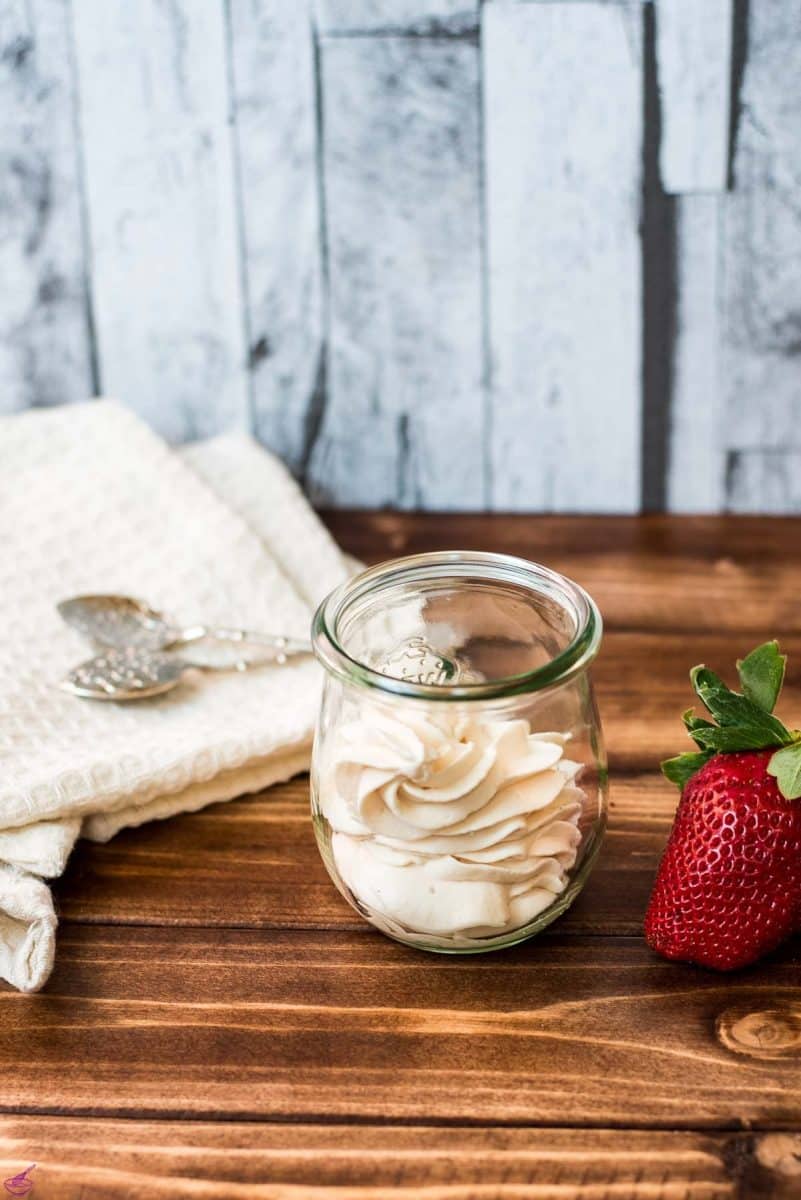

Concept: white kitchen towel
[[0, 401, 353, 992]]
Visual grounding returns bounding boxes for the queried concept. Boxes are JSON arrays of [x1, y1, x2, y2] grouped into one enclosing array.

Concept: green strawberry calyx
[[661, 640, 801, 799]]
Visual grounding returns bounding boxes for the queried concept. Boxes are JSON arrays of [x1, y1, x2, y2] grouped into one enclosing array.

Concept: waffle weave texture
[[0, 401, 352, 991]]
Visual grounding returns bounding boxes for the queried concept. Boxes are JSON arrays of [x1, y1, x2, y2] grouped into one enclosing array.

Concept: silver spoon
[[61, 636, 477, 702], [57, 594, 310, 658], [60, 646, 271, 701]]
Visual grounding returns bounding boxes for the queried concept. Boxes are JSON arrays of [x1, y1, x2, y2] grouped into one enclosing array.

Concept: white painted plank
[[229, 0, 321, 474], [0, 0, 92, 414], [308, 35, 484, 508], [667, 196, 726, 512], [727, 452, 801, 515], [315, 1, 477, 36], [655, 0, 732, 194], [721, 1, 801, 479], [71, 0, 248, 443], [484, 1, 642, 513]]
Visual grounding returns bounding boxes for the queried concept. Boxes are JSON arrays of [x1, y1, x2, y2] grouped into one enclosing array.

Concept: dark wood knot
[[717, 1002, 801, 1060]]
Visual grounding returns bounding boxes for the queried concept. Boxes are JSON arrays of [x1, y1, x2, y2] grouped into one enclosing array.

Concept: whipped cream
[[318, 706, 584, 945]]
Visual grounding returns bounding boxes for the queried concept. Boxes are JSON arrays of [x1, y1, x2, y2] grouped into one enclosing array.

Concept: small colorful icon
[[3, 1165, 35, 1196]]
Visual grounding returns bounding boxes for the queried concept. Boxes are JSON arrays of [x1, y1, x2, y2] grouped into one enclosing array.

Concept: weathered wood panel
[[484, 1, 642, 513], [3, 925, 800, 1127], [307, 34, 484, 508], [727, 451, 801, 514], [655, 0, 732, 194], [4, 1, 801, 514], [0, 0, 92, 413], [667, 197, 727, 512], [722, 1, 801, 514], [230, 1, 322, 475], [315, 0, 477, 36], [71, 0, 249, 442], [0, 1116, 763, 1199]]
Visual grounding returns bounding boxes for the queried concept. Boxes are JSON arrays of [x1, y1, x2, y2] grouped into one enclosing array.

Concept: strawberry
[[645, 641, 801, 971]]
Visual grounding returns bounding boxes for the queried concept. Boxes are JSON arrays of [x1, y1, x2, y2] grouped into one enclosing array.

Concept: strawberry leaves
[[662, 641, 801, 796], [768, 743, 801, 801], [692, 724, 790, 752], [688, 666, 793, 746], [737, 640, 786, 714], [682, 708, 714, 736], [662, 751, 714, 789]]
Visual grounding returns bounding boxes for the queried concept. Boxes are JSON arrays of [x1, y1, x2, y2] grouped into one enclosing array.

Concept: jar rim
[[311, 550, 603, 701]]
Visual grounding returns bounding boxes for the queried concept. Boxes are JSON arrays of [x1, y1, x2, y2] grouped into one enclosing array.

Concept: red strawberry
[[645, 641, 801, 971], [645, 750, 801, 969]]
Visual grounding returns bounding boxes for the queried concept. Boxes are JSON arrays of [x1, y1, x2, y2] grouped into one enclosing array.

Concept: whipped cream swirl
[[319, 706, 584, 944]]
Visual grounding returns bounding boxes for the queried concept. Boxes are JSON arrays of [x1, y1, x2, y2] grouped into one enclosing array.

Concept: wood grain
[[655, 0, 732, 194], [71, 0, 249, 442], [53, 507, 801, 936], [230, 0, 323, 474], [308, 33, 484, 508], [323, 510, 801, 634], [0, 1116, 780, 1199], [483, 1, 642, 513], [7, 512, 801, 1187], [0, 0, 93, 414], [2, 926, 800, 1128], [55, 770, 669, 934], [51, 626, 801, 930]]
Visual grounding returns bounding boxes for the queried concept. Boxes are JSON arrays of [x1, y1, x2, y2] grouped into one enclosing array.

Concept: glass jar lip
[[311, 550, 603, 702]]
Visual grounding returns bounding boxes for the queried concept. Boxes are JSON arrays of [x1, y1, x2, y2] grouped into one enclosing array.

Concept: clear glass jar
[[310, 551, 606, 953]]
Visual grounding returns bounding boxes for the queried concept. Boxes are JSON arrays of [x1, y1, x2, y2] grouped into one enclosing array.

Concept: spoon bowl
[[61, 648, 191, 700], [58, 595, 178, 652]]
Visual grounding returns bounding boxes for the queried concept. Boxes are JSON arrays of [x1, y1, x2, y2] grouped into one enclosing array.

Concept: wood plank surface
[[483, 1, 642, 513], [3, 927, 800, 1128], [0, 0, 93, 413], [50, 643, 801, 930], [55, 770, 667, 935], [52, 511, 801, 933], [4, 1116, 794, 1199], [6, 513, 801, 1191], [324, 510, 801, 634], [71, 0, 249, 442], [308, 33, 484, 508]]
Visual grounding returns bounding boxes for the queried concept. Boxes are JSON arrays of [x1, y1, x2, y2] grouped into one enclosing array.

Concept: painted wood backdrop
[[1, 0, 798, 513]]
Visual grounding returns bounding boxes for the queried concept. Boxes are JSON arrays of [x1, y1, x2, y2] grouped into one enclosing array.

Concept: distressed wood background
[[2, 0, 798, 513]]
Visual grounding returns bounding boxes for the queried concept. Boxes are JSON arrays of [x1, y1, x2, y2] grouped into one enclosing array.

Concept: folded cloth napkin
[[0, 401, 353, 992]]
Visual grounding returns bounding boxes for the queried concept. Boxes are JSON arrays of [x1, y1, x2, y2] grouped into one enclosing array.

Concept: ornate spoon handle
[[177, 625, 311, 659]]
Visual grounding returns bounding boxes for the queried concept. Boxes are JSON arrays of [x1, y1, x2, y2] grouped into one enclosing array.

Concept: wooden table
[[3, 514, 801, 1198]]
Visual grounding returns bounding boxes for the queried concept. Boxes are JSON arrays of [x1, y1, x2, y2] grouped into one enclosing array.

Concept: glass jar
[[310, 551, 606, 953]]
